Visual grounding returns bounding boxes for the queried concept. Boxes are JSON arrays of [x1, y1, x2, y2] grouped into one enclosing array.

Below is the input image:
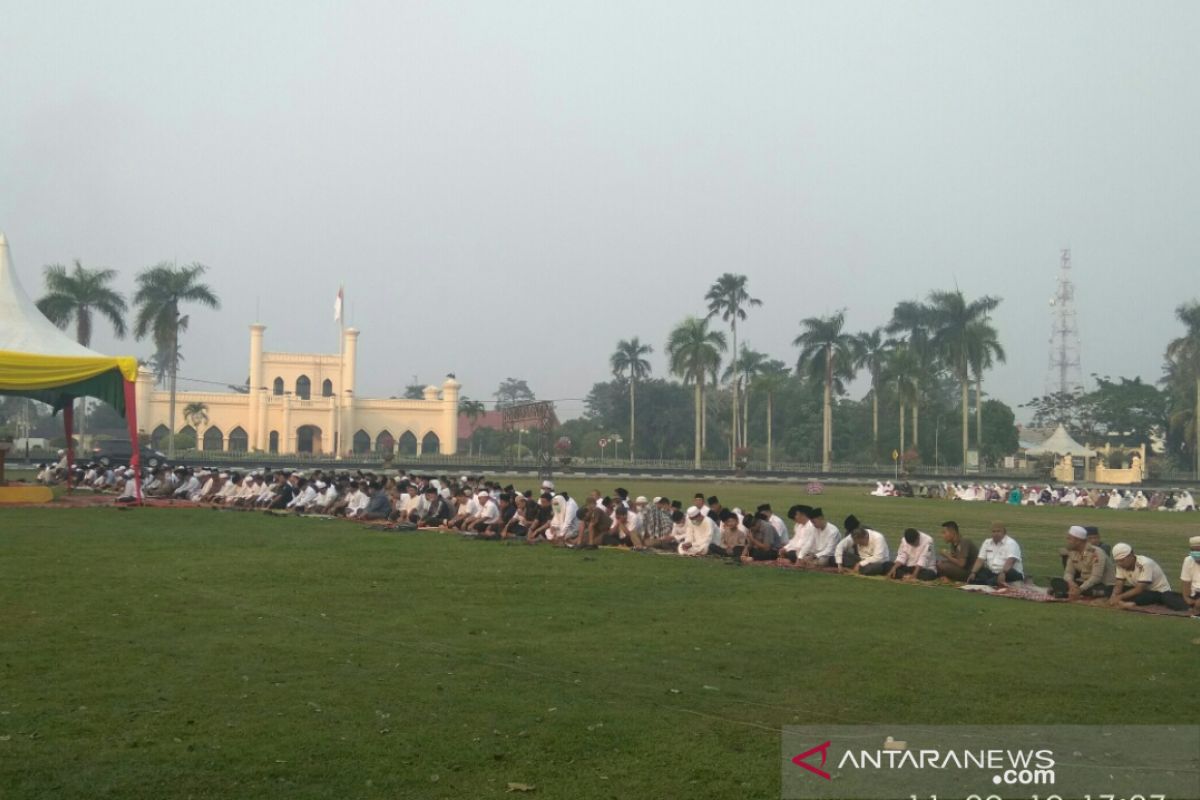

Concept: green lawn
[[2, 482, 1197, 799]]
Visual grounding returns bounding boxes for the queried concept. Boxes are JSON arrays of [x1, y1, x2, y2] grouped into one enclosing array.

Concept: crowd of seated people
[[870, 480, 1198, 511], [27, 461, 1200, 618]]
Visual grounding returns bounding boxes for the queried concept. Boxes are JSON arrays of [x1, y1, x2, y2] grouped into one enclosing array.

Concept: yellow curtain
[[0, 349, 139, 390]]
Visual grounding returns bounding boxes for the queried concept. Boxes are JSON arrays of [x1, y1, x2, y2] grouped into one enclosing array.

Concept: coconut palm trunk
[[960, 367, 969, 473], [1195, 376, 1199, 479], [899, 400, 906, 457], [871, 389, 879, 463], [912, 401, 918, 453], [822, 345, 833, 472], [168, 322, 179, 457], [693, 380, 703, 469], [766, 391, 773, 471], [975, 375, 984, 453], [730, 321, 738, 466], [629, 379, 636, 462]]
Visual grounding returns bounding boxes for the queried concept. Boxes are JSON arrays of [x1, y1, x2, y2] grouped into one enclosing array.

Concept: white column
[[441, 377, 460, 455]]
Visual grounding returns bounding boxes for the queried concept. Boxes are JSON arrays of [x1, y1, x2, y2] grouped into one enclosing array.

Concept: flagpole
[[335, 286, 344, 460]]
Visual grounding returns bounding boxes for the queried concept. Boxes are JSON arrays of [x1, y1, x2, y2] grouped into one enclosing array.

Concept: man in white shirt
[[778, 505, 814, 561], [796, 510, 842, 567], [967, 522, 1023, 587], [1110, 543, 1188, 610], [835, 523, 891, 575], [888, 528, 937, 581], [678, 506, 715, 556], [1181, 535, 1200, 616]]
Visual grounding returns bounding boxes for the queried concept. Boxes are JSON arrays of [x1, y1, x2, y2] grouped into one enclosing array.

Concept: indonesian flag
[[334, 286, 344, 323]]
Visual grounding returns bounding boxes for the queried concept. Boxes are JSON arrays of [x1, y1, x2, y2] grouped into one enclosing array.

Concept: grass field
[[2, 481, 1198, 799]]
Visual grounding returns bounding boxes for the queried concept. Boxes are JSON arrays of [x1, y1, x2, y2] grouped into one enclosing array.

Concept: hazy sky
[[2, 1, 1197, 421]]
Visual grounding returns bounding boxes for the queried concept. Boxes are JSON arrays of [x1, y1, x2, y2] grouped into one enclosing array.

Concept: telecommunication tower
[[1046, 248, 1084, 396]]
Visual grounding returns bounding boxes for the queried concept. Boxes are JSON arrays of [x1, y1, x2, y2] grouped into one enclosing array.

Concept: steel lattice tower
[[1046, 248, 1084, 396]]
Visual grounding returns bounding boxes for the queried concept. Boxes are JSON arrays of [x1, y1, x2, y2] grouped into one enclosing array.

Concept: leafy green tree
[[493, 378, 535, 409], [793, 310, 857, 472], [1087, 375, 1167, 449], [610, 337, 653, 461], [667, 317, 726, 468], [133, 263, 220, 457], [979, 399, 1019, 465], [705, 274, 761, 464]]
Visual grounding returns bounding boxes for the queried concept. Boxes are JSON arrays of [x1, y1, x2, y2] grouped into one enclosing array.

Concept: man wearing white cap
[[1181, 535, 1200, 616], [678, 506, 716, 556], [1051, 525, 1115, 599], [1110, 543, 1188, 610]]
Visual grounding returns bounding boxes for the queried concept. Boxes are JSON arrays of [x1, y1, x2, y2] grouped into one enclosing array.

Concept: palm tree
[[886, 300, 936, 457], [36, 260, 128, 446], [926, 290, 1001, 472], [610, 337, 653, 462], [852, 328, 892, 462], [752, 360, 790, 470], [723, 345, 768, 449], [793, 310, 858, 472], [1167, 301, 1200, 477], [133, 263, 220, 458], [705, 274, 762, 466], [667, 317, 727, 469], [459, 397, 486, 456], [183, 402, 209, 428], [886, 345, 921, 462], [966, 320, 1006, 456]]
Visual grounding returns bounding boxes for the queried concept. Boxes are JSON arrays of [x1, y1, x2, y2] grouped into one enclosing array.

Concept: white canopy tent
[[0, 232, 142, 499]]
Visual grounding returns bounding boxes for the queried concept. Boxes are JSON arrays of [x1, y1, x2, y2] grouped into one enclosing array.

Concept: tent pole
[[124, 379, 143, 504], [63, 402, 75, 493]]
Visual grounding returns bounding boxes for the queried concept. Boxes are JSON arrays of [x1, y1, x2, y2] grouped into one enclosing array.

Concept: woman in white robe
[[1107, 490, 1123, 510], [547, 494, 580, 541], [1130, 491, 1148, 510], [1177, 491, 1197, 512]]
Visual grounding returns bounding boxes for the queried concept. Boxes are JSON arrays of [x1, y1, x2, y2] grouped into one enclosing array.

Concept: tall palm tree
[[133, 263, 220, 458], [183, 401, 209, 428], [852, 328, 892, 462], [667, 317, 726, 469], [966, 320, 1006, 455], [705, 274, 762, 466], [36, 260, 128, 446], [886, 345, 921, 461], [752, 360, 790, 471], [1167, 301, 1200, 477], [723, 345, 768, 449], [926, 290, 1001, 472], [610, 337, 653, 462], [459, 397, 486, 456], [886, 300, 936, 457], [793, 310, 858, 472]]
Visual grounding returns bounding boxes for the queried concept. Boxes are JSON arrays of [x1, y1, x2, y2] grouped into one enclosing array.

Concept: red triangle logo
[[791, 740, 833, 780]]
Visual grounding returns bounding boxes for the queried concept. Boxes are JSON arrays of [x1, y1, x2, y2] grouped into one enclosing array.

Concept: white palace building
[[134, 324, 460, 457]]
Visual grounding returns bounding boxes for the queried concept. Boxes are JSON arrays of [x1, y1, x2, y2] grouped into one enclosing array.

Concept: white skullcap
[[315, 481, 326, 489], [634, 496, 648, 505], [686, 506, 702, 519], [1111, 543, 1132, 560], [477, 490, 490, 498], [1067, 525, 1088, 540]]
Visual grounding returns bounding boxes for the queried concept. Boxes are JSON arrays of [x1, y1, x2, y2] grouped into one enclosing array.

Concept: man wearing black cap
[[778, 505, 813, 562], [743, 510, 784, 560], [706, 496, 723, 523]]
